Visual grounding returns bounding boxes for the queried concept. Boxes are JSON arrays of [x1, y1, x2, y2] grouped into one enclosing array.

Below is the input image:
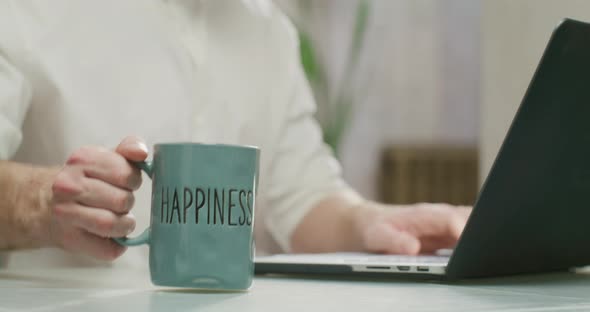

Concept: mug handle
[[112, 161, 154, 247]]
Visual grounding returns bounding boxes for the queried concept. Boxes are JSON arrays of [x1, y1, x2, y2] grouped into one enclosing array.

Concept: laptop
[[255, 18, 590, 280]]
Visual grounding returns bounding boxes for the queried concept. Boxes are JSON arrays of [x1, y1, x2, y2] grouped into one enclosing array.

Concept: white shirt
[[0, 0, 350, 269]]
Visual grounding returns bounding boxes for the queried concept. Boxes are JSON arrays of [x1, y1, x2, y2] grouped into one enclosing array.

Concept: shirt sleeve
[[262, 10, 359, 252], [0, 54, 31, 160]]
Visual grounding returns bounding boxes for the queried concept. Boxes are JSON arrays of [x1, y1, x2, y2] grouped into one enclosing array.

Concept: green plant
[[295, 0, 370, 156]]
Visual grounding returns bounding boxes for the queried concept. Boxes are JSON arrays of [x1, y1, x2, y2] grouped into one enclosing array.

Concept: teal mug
[[114, 143, 259, 290]]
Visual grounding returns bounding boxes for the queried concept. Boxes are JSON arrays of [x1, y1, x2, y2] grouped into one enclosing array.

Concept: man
[[0, 0, 470, 268]]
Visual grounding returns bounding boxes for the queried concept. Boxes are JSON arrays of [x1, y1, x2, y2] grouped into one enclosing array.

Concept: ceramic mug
[[114, 143, 259, 289]]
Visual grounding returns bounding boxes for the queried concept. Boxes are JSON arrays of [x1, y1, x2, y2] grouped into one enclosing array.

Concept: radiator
[[379, 145, 478, 206]]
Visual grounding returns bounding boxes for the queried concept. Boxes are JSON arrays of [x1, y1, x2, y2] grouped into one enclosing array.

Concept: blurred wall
[[480, 1, 590, 184], [278, 0, 481, 200]]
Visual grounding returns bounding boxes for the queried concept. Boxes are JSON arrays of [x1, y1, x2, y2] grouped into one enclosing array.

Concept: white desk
[[1, 267, 590, 311]]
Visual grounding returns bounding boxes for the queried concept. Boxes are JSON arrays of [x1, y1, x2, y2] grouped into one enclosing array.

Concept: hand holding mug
[[114, 142, 260, 290], [46, 136, 147, 260]]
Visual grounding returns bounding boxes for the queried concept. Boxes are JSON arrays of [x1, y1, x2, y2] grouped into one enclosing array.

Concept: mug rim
[[153, 142, 259, 151]]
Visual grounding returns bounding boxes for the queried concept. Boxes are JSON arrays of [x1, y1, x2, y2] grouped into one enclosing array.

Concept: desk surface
[[1, 267, 590, 311]]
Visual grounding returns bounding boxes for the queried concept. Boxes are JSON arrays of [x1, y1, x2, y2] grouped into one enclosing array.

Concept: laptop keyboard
[[256, 252, 450, 265], [304, 252, 450, 264], [359, 255, 449, 264]]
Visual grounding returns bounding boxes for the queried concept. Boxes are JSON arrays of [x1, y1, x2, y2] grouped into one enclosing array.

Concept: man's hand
[[291, 193, 471, 255], [45, 136, 148, 260], [360, 203, 470, 255]]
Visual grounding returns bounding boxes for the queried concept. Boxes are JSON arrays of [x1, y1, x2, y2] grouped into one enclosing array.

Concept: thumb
[[115, 136, 149, 162], [363, 222, 421, 255]]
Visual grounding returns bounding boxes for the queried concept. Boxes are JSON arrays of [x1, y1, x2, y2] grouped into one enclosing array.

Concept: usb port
[[396, 266, 411, 271], [417, 266, 430, 272]]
